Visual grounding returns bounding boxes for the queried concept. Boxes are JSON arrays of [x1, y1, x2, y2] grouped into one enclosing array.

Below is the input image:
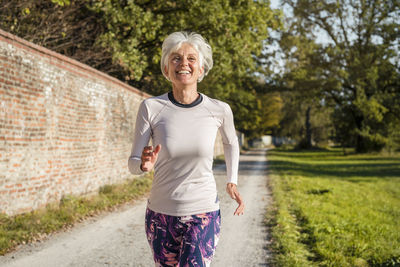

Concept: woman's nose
[[180, 57, 189, 66]]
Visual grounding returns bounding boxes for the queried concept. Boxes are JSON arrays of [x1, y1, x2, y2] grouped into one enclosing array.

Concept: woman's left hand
[[226, 183, 244, 216]]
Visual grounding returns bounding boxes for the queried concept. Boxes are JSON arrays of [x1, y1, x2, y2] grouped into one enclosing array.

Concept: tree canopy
[[275, 0, 400, 152], [2, 0, 398, 151], [0, 0, 283, 138]]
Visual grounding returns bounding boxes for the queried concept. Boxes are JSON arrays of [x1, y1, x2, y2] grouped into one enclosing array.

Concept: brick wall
[[0, 29, 153, 215], [0, 29, 225, 216]]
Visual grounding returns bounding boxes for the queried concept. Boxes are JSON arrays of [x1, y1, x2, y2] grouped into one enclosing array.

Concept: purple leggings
[[145, 208, 221, 267]]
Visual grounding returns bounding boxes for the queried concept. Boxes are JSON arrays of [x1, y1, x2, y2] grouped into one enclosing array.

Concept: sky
[[269, 0, 333, 45], [270, 0, 281, 9], [265, 0, 333, 75]]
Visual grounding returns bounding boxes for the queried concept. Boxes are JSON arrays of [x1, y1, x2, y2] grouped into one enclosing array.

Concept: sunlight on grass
[[266, 148, 400, 266]]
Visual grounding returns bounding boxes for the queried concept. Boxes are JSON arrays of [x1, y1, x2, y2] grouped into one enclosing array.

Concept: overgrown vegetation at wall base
[[0, 174, 152, 256], [266, 149, 400, 266]]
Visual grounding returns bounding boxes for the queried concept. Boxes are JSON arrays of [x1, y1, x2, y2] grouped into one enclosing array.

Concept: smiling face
[[165, 43, 204, 88]]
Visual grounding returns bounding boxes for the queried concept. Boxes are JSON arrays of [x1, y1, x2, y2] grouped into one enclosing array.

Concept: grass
[[0, 174, 153, 255], [266, 148, 400, 267]]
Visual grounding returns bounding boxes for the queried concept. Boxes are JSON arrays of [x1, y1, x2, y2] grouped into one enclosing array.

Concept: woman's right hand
[[140, 145, 162, 172], [226, 183, 244, 216]]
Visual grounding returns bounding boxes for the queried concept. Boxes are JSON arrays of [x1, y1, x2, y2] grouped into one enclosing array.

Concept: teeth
[[178, 71, 190, 74]]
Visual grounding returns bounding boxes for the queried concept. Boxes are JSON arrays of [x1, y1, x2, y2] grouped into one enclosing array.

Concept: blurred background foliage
[[275, 0, 400, 152], [0, 0, 398, 152]]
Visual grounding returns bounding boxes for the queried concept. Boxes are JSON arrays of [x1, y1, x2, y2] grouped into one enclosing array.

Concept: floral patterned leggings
[[145, 208, 221, 267]]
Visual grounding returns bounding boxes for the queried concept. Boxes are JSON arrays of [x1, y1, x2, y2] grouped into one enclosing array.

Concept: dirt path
[[0, 149, 271, 267]]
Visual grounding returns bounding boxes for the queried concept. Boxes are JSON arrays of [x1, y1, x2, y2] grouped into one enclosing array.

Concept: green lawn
[[266, 148, 400, 267]]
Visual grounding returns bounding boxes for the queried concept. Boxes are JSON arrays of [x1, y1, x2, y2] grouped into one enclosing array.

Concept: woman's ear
[[197, 66, 205, 82], [164, 65, 169, 77]]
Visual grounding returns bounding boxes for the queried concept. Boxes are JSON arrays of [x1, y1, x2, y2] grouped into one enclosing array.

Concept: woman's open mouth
[[177, 70, 191, 75]]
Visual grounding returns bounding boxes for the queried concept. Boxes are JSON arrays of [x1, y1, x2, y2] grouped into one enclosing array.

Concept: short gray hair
[[161, 31, 213, 82]]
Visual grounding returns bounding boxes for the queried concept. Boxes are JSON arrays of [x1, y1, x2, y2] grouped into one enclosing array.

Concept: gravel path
[[0, 149, 271, 267]]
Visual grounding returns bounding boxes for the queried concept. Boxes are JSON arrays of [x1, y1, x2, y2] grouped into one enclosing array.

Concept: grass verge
[[266, 148, 400, 266], [0, 174, 153, 256]]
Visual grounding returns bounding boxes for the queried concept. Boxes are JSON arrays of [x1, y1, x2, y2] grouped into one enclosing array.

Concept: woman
[[128, 31, 244, 267]]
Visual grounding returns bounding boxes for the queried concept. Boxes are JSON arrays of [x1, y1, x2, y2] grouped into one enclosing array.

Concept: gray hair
[[161, 31, 213, 82]]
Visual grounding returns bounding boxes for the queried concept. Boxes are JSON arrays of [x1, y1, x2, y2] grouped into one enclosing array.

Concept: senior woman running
[[128, 31, 244, 267]]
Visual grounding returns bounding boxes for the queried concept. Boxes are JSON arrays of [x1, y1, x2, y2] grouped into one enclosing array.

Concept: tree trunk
[[355, 113, 368, 153], [356, 134, 367, 153], [305, 106, 312, 148]]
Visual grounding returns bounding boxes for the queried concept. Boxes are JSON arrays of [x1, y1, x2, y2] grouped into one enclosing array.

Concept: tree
[[275, 89, 334, 148], [90, 0, 282, 136], [0, 0, 283, 138], [0, 0, 123, 73], [226, 80, 284, 139], [270, 29, 335, 148], [279, 0, 400, 152]]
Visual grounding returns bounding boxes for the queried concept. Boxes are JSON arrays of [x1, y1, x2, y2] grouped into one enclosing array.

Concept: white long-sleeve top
[[128, 92, 239, 216]]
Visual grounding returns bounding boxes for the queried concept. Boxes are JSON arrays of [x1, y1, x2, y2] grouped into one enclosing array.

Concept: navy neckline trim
[[168, 91, 203, 108]]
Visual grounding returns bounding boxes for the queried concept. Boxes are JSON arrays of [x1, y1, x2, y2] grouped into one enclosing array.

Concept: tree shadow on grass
[[267, 159, 400, 180], [267, 149, 400, 180], [268, 149, 400, 162]]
